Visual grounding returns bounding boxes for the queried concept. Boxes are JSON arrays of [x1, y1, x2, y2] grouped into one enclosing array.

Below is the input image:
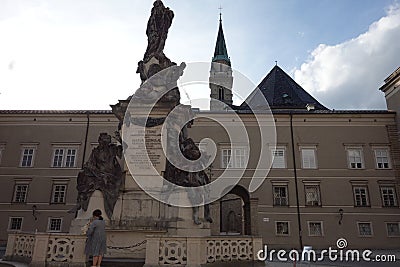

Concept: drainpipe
[[81, 111, 90, 168], [290, 112, 303, 249]]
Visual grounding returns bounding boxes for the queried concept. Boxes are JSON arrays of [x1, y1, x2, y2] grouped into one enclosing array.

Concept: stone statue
[[136, 0, 177, 83], [163, 133, 213, 224], [144, 0, 174, 62], [71, 133, 123, 219], [133, 0, 185, 107], [132, 62, 185, 104], [180, 138, 213, 225], [117, 0, 212, 225]]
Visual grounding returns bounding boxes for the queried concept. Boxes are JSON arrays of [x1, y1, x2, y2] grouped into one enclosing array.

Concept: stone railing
[[4, 233, 36, 263], [145, 236, 262, 266], [4, 232, 86, 267], [206, 237, 257, 263], [5, 233, 262, 266]]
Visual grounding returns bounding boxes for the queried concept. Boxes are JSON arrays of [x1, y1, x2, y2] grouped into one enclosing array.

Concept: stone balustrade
[[4, 232, 87, 267], [5, 232, 261, 267], [145, 235, 262, 266]]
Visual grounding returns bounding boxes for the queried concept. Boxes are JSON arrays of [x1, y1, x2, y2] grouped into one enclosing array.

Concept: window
[[380, 186, 398, 207], [374, 149, 390, 169], [273, 186, 288, 206], [386, 223, 400, 237], [271, 147, 286, 168], [20, 147, 35, 167], [0, 145, 4, 165], [222, 149, 232, 168], [305, 185, 321, 206], [48, 218, 62, 232], [221, 147, 247, 168], [353, 186, 369, 206], [51, 184, 67, 204], [52, 149, 64, 167], [276, 221, 289, 235], [347, 148, 363, 169], [13, 184, 29, 203], [301, 148, 317, 169], [308, 222, 323, 236], [52, 148, 77, 168], [8, 217, 23, 231], [65, 149, 77, 167], [218, 87, 224, 101], [358, 222, 372, 236]]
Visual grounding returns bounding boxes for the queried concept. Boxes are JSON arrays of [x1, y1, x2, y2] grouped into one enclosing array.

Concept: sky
[[0, 0, 399, 110]]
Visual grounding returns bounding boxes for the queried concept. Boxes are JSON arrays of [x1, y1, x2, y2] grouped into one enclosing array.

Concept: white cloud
[[294, 4, 400, 109], [0, 1, 147, 110]]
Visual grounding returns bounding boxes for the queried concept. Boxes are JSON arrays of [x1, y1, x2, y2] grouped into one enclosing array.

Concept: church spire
[[209, 11, 233, 111], [212, 13, 231, 66]]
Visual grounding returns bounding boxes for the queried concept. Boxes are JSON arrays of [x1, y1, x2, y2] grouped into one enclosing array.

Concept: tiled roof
[[240, 65, 328, 110], [235, 109, 393, 114], [0, 110, 112, 114]]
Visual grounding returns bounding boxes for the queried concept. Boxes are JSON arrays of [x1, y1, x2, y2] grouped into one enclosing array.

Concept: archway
[[219, 185, 251, 235]]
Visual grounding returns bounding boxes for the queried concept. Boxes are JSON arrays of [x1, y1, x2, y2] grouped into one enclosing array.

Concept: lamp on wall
[[32, 205, 38, 221], [338, 208, 344, 225]]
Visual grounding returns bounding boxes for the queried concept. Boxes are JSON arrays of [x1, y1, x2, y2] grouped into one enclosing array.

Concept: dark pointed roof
[[212, 17, 231, 65], [240, 65, 328, 110]]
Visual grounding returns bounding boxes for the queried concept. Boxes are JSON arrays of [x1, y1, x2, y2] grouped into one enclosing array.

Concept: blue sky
[[0, 0, 399, 110]]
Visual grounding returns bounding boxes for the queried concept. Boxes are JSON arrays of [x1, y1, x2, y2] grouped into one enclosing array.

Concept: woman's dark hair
[[93, 209, 102, 217]]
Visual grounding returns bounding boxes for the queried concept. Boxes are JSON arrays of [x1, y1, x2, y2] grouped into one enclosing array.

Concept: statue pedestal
[[69, 190, 110, 235], [167, 192, 211, 237]]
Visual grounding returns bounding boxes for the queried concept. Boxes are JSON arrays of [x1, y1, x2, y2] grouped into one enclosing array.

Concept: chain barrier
[[107, 240, 147, 250]]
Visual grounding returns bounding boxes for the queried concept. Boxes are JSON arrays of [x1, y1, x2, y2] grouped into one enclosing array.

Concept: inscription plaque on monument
[[125, 119, 167, 176]]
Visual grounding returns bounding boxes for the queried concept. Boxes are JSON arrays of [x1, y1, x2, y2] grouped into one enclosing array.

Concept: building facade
[[0, 19, 399, 251]]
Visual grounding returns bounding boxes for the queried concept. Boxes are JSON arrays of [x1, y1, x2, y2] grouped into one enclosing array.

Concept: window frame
[[220, 146, 248, 169], [20, 146, 37, 168], [346, 147, 364, 169], [271, 146, 287, 169], [8, 217, 23, 231], [275, 221, 290, 236], [373, 148, 391, 169], [380, 186, 398, 207], [51, 147, 78, 168], [357, 222, 373, 237], [352, 185, 370, 207], [308, 221, 324, 237], [13, 183, 29, 203], [300, 146, 317, 169], [47, 217, 63, 232], [386, 222, 400, 237], [273, 185, 289, 206], [51, 184, 67, 204], [304, 184, 321, 206], [0, 144, 5, 165]]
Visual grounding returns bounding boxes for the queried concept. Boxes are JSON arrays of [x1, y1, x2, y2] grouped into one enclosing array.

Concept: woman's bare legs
[[92, 256, 99, 266], [97, 255, 103, 266]]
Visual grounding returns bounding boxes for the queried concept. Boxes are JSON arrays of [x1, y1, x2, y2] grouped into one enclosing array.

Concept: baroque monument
[[1, 1, 265, 266], [70, 0, 224, 265]]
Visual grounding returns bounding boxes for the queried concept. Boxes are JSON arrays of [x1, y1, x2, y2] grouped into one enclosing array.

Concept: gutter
[[290, 112, 303, 249], [81, 111, 90, 168]]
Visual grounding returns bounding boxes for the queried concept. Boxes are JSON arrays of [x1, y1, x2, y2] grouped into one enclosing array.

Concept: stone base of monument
[[166, 192, 211, 237], [69, 190, 110, 235]]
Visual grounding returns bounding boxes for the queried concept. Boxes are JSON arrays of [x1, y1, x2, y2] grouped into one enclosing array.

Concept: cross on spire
[[219, 6, 223, 21]]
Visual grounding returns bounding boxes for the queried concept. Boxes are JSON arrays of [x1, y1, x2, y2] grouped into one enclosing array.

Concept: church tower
[[209, 14, 233, 111]]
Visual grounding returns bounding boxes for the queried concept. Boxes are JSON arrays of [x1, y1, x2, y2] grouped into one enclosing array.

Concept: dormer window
[[282, 93, 292, 105]]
